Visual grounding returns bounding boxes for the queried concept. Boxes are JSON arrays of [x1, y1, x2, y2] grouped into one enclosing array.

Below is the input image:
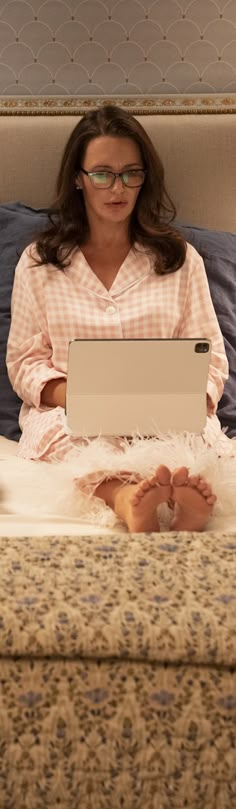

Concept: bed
[[0, 94, 236, 808]]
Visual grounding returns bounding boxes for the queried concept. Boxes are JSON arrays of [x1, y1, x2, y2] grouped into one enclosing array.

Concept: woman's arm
[[7, 247, 67, 408], [178, 245, 229, 415]]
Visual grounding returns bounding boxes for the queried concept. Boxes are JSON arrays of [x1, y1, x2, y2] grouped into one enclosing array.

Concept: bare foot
[[170, 466, 216, 531], [114, 465, 172, 532]]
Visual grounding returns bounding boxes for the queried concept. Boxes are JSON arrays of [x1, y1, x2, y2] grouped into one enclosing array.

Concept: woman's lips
[[105, 201, 128, 206]]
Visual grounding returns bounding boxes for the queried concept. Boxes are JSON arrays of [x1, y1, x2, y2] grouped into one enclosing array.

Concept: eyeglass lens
[[90, 170, 145, 187]]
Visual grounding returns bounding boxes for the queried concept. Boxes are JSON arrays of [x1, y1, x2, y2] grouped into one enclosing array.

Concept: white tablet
[[65, 338, 211, 436]]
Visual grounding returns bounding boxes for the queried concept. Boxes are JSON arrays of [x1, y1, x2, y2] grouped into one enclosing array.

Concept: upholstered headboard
[[0, 95, 236, 232]]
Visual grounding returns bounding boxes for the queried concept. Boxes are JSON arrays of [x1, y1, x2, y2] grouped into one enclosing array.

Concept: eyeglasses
[[79, 167, 147, 188]]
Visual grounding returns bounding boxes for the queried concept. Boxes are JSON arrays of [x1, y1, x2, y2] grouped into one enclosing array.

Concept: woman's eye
[[94, 173, 109, 182], [127, 170, 142, 177]]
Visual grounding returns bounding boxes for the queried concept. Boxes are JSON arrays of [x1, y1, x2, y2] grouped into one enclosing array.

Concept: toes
[[130, 486, 146, 505], [130, 478, 153, 505], [188, 475, 200, 488], [171, 466, 188, 487], [130, 491, 141, 506], [148, 465, 171, 487], [149, 465, 171, 486], [207, 494, 217, 505], [156, 465, 171, 485], [147, 475, 160, 488], [198, 477, 210, 490], [202, 488, 212, 498], [172, 469, 216, 507], [139, 479, 150, 491], [130, 466, 172, 508], [189, 476, 208, 494], [197, 478, 214, 499], [189, 475, 215, 501]]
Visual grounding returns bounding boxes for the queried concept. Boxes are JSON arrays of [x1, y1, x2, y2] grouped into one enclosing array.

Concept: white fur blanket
[[1, 435, 236, 533]]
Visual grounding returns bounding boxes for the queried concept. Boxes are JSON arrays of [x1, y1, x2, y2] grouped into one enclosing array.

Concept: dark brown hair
[[33, 104, 186, 275]]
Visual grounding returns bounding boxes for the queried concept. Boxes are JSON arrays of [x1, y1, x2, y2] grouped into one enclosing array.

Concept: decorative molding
[[0, 94, 236, 115]]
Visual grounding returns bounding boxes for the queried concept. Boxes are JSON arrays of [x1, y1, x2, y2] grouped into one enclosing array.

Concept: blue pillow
[[0, 203, 49, 440], [176, 223, 236, 438], [0, 204, 235, 439]]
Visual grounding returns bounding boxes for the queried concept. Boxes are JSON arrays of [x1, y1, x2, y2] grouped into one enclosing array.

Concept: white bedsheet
[[0, 515, 122, 537]]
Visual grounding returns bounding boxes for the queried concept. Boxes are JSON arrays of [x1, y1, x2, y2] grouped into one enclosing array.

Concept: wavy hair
[[33, 104, 186, 275]]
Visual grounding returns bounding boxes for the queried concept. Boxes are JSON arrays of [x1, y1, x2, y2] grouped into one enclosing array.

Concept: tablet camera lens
[[195, 342, 209, 353]]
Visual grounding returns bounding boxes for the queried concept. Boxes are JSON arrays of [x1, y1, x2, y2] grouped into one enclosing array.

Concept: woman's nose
[[112, 175, 125, 191]]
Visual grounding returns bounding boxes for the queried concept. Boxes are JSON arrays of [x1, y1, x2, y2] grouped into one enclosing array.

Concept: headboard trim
[[1, 94, 236, 115]]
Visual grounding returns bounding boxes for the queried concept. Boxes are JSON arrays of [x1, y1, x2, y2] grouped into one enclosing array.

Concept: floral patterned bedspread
[[0, 531, 236, 809]]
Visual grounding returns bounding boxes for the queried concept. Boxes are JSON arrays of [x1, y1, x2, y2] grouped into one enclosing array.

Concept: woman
[[6, 105, 235, 532]]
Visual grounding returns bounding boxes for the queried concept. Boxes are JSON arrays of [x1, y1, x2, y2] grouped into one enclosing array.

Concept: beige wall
[[0, 0, 235, 96]]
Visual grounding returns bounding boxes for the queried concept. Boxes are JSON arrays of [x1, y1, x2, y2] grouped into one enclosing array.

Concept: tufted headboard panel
[[0, 101, 236, 232]]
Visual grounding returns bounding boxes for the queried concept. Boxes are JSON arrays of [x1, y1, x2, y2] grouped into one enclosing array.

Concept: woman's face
[[76, 135, 144, 228]]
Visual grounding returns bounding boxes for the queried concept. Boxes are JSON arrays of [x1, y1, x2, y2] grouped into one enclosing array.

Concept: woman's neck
[[84, 220, 130, 250], [86, 240, 131, 252]]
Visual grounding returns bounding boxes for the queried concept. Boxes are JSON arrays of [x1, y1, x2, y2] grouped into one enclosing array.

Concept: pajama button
[[106, 305, 116, 313]]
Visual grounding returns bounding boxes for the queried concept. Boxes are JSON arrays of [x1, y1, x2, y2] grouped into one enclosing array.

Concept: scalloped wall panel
[[0, 0, 235, 95]]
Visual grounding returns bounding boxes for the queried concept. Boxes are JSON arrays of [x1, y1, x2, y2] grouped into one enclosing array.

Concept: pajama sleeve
[[178, 245, 229, 414], [6, 247, 67, 408]]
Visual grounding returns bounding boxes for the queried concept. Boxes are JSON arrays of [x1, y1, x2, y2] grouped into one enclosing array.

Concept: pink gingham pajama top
[[6, 240, 232, 500]]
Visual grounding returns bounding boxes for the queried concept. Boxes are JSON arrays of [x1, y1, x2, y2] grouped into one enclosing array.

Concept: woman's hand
[[41, 378, 67, 408], [207, 393, 215, 416]]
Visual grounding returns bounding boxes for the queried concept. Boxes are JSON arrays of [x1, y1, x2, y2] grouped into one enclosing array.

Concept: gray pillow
[[0, 204, 235, 439], [176, 223, 236, 438], [0, 203, 49, 440]]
